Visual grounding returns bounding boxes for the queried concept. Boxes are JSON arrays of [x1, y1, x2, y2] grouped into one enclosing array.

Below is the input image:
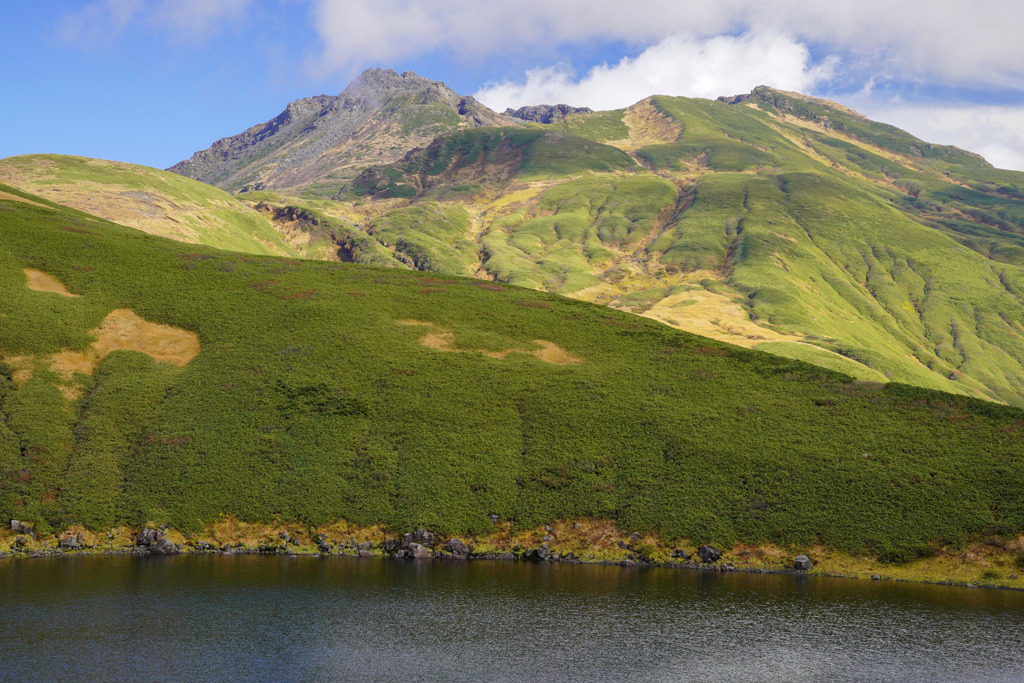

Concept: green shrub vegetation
[[0, 185, 1022, 562]]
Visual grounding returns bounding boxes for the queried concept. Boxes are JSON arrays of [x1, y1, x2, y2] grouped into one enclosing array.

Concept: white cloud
[[856, 102, 1024, 172], [308, 0, 1024, 91], [58, 0, 252, 45], [473, 32, 837, 111]]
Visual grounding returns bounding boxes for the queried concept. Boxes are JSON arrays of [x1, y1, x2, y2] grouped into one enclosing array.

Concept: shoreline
[[3, 543, 1024, 594], [4, 517, 1023, 592]]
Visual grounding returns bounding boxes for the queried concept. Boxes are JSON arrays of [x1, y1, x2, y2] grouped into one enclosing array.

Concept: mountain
[[168, 69, 518, 197], [2, 183, 1022, 565], [168, 74, 1024, 406]]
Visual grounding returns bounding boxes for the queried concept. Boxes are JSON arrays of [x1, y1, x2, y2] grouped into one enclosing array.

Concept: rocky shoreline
[[3, 521, 1022, 593]]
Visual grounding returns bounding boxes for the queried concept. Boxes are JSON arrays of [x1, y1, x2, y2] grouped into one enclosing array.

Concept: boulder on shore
[[136, 528, 159, 547], [406, 543, 430, 559], [697, 545, 722, 563], [794, 555, 813, 571], [150, 538, 179, 555], [444, 538, 470, 557]]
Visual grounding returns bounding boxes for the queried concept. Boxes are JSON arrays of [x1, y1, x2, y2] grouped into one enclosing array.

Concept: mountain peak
[[169, 68, 514, 192]]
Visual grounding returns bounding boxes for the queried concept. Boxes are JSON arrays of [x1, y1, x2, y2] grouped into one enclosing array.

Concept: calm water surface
[[1, 555, 1023, 682]]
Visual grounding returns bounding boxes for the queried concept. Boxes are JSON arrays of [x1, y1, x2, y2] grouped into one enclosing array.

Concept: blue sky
[[4, 1, 1024, 171]]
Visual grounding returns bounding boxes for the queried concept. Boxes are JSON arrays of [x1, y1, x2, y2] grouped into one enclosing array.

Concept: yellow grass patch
[[23, 269, 80, 297], [1, 355, 35, 387], [606, 99, 682, 151], [399, 320, 580, 365], [0, 190, 47, 207], [49, 309, 200, 380]]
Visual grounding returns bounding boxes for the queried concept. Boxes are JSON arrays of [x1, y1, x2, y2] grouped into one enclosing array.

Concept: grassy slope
[[0, 154, 298, 257], [1, 185, 1022, 564], [299, 94, 1024, 407]]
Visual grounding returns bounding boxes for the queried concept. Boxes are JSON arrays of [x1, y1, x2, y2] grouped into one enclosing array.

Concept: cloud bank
[[473, 32, 837, 111], [308, 0, 1024, 90]]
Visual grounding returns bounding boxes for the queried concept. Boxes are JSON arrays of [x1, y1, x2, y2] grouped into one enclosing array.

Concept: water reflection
[[1, 555, 1022, 682]]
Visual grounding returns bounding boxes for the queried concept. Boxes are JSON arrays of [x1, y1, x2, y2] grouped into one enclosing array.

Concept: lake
[[2, 555, 1023, 681]]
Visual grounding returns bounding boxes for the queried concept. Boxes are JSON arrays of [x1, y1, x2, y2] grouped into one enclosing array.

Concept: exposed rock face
[[504, 104, 594, 123], [10, 520, 33, 536], [169, 68, 519, 193]]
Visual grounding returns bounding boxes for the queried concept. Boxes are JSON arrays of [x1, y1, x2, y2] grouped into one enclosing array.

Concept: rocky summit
[[169, 69, 517, 194]]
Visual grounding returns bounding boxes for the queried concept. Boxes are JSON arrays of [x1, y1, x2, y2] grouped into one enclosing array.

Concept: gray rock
[[617, 540, 628, 550], [620, 559, 637, 568], [698, 545, 722, 563], [382, 538, 399, 553], [279, 531, 291, 543], [10, 520, 33, 535], [629, 532, 642, 543], [443, 538, 469, 557], [356, 541, 372, 551], [794, 555, 813, 571], [405, 529, 435, 547], [488, 513, 500, 525], [357, 550, 374, 558], [672, 548, 689, 559], [531, 543, 551, 561], [58, 535, 80, 551], [136, 528, 159, 547], [150, 538, 179, 555], [504, 104, 594, 124], [871, 574, 881, 581], [318, 542, 332, 553], [406, 543, 430, 559]]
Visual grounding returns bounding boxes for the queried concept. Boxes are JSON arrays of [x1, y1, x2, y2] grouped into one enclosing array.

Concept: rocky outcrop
[[504, 104, 594, 123], [10, 520, 33, 536], [794, 555, 813, 571]]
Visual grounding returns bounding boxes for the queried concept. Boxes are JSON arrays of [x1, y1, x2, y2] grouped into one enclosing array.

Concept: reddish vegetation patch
[[250, 280, 278, 291], [421, 278, 458, 285], [420, 288, 447, 294], [277, 289, 317, 299], [59, 225, 99, 236], [180, 253, 208, 261], [348, 291, 365, 297], [516, 300, 550, 309], [690, 347, 728, 356]]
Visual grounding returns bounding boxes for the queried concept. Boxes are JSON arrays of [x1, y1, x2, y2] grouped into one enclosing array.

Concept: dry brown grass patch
[[49, 309, 200, 381], [0, 190, 47, 207], [23, 269, 79, 297], [399, 320, 580, 365]]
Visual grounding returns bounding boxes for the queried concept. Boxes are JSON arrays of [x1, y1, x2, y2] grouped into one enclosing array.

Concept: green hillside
[[0, 154, 298, 257], [242, 88, 1024, 407], [1, 184, 1022, 563]]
